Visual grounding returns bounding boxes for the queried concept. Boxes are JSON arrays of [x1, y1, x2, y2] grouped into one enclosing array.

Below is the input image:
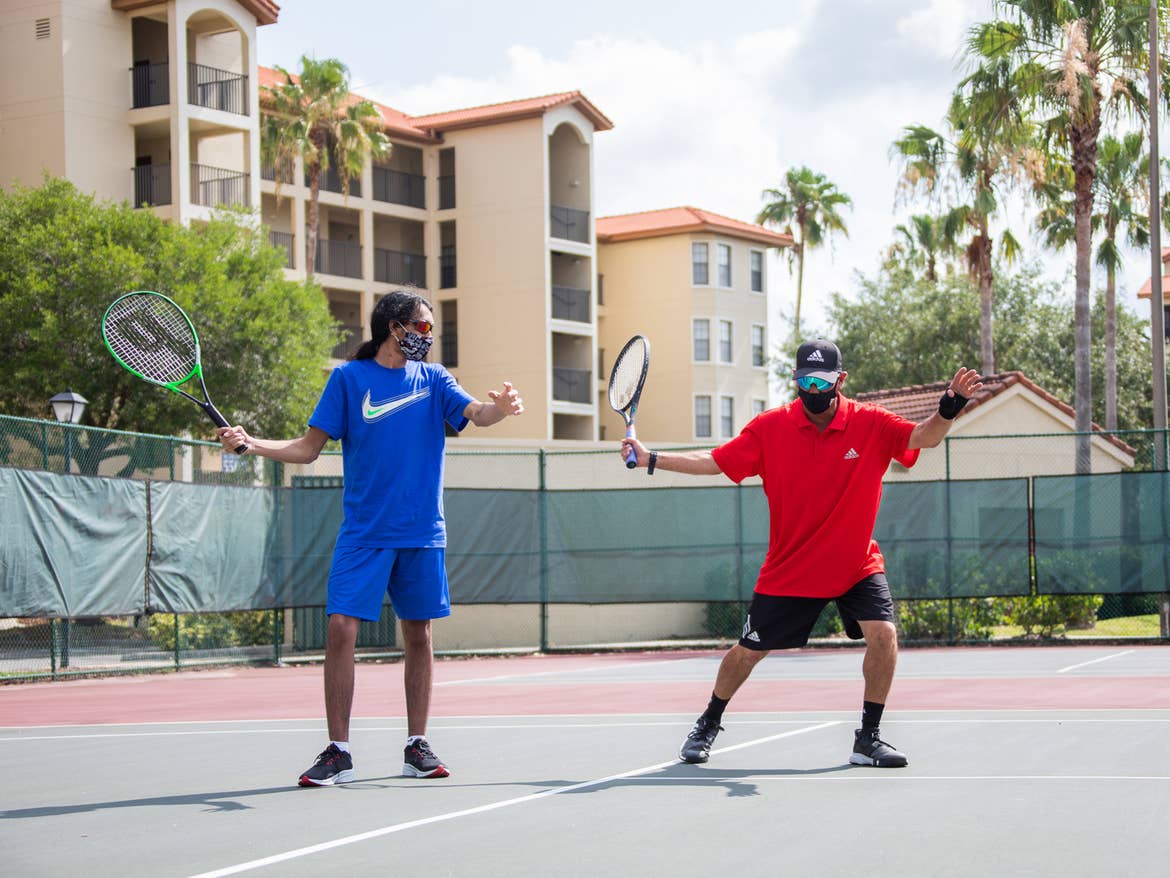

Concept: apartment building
[[596, 208, 793, 444], [259, 74, 614, 441], [0, 0, 275, 223]]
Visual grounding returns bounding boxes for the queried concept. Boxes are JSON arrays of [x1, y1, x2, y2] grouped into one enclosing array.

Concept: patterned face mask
[[396, 326, 433, 361]]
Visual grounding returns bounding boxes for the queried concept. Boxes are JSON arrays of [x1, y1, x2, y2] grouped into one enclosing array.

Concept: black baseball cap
[[793, 339, 842, 382]]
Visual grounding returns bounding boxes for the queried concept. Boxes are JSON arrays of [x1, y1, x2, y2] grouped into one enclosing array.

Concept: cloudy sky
[[257, 0, 1162, 357]]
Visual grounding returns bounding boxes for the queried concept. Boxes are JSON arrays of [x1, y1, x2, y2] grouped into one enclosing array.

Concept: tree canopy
[[818, 262, 1154, 432], [0, 178, 339, 438]]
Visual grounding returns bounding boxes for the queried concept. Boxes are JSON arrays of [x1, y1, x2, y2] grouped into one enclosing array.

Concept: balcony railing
[[315, 239, 362, 278], [131, 164, 172, 207], [373, 167, 425, 209], [440, 251, 456, 289], [552, 367, 592, 404], [374, 248, 425, 286], [269, 231, 294, 269], [131, 62, 169, 108], [188, 62, 248, 115], [261, 159, 294, 184], [552, 285, 590, 323], [439, 175, 455, 210], [191, 164, 249, 208], [332, 324, 362, 360], [550, 204, 590, 243], [306, 166, 361, 197]]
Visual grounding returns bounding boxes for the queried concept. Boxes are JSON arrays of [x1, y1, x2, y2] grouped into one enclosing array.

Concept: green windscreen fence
[[874, 479, 1032, 598], [1034, 471, 1170, 595], [2, 465, 1168, 617]]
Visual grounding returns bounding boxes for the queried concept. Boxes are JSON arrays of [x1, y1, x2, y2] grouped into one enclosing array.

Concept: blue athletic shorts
[[326, 546, 451, 621]]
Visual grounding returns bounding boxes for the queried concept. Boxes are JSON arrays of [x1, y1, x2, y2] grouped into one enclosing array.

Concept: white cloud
[[896, 0, 985, 59]]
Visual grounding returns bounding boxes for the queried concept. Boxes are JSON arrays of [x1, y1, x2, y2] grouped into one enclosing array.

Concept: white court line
[[625, 775, 1170, 782], [5, 713, 1170, 742], [185, 721, 842, 878], [1057, 650, 1135, 673]]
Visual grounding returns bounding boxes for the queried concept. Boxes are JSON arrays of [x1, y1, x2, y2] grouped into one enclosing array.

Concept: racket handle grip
[[624, 423, 637, 469], [204, 403, 249, 455]]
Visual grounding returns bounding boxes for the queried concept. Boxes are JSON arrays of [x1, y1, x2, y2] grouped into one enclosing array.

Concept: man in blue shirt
[[217, 290, 524, 786]]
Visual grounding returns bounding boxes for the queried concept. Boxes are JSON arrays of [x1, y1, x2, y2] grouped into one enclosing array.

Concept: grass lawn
[[990, 614, 1163, 639]]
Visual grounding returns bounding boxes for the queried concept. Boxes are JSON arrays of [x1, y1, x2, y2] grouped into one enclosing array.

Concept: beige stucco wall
[[598, 233, 771, 444]]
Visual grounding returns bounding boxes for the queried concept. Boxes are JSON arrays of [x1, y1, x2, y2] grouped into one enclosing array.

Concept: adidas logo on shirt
[[844, 448, 860, 460]]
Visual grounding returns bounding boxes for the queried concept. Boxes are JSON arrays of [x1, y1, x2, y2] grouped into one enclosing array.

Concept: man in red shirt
[[621, 339, 982, 768]]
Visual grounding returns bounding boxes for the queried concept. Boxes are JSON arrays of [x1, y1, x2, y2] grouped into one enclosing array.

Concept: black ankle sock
[[703, 693, 729, 724], [862, 700, 884, 731]]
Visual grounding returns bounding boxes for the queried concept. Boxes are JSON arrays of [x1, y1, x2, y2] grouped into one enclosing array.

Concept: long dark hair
[[351, 288, 433, 360]]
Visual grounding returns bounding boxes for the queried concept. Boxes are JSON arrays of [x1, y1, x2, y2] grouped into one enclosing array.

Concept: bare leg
[[858, 620, 898, 704], [712, 644, 770, 701], [400, 619, 434, 737], [324, 614, 360, 741]]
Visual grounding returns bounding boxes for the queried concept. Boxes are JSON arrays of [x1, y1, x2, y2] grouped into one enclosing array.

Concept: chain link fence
[[1, 416, 1167, 681]]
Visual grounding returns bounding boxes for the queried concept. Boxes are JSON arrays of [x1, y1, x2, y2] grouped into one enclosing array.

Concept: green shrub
[[1003, 594, 1104, 638], [147, 611, 274, 651], [896, 598, 1000, 642]]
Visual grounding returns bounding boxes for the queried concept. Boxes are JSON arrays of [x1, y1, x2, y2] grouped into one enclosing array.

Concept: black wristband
[[647, 450, 657, 475], [938, 389, 969, 420]]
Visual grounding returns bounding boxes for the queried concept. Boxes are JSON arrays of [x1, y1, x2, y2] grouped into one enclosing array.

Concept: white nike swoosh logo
[[362, 388, 431, 422]]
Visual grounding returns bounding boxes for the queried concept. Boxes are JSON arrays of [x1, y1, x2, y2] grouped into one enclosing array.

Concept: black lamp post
[[48, 389, 87, 669]]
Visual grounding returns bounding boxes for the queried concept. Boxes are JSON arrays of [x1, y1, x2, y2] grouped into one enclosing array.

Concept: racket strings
[[608, 345, 646, 410], [105, 297, 198, 385]]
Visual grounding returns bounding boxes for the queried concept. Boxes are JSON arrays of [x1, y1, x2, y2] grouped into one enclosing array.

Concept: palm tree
[[756, 167, 852, 341], [261, 56, 390, 277], [891, 70, 1030, 375], [968, 1, 1158, 471], [1038, 133, 1149, 430], [890, 214, 956, 282]]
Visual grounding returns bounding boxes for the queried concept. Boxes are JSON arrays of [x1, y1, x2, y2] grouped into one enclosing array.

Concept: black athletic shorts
[[738, 573, 896, 651]]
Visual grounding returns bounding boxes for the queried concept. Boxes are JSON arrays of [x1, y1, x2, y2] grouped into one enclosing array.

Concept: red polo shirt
[[712, 395, 920, 598]]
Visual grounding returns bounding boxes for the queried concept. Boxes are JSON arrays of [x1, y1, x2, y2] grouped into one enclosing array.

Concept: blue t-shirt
[[309, 359, 474, 547]]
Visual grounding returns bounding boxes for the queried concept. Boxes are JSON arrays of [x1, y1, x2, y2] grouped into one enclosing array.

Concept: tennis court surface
[[3, 645, 1168, 877]]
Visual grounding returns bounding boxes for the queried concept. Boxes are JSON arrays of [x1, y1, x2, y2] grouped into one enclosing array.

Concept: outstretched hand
[[946, 367, 983, 400], [487, 381, 524, 416]]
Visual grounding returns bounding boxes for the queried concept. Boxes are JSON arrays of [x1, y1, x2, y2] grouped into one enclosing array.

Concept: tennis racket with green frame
[[101, 291, 248, 453]]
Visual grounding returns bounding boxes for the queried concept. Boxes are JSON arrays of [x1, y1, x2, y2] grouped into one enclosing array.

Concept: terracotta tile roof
[[855, 371, 1135, 456], [596, 207, 794, 248], [1136, 247, 1170, 298], [258, 71, 611, 143], [408, 91, 614, 133], [112, 0, 279, 25]]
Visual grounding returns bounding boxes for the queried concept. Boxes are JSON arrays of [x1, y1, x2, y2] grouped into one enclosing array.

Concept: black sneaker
[[679, 715, 723, 764], [850, 729, 908, 767], [298, 744, 354, 787], [403, 738, 450, 778]]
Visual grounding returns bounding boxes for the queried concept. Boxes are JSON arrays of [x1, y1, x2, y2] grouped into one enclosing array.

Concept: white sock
[[331, 741, 351, 753], [406, 735, 426, 746]]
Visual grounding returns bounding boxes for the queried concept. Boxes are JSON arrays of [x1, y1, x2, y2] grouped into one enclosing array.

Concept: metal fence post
[[538, 450, 549, 652], [173, 613, 181, 670], [49, 618, 58, 679], [945, 437, 955, 644], [273, 608, 282, 664]]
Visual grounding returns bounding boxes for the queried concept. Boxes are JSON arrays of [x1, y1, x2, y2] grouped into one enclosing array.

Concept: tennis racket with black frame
[[608, 334, 650, 468], [101, 291, 248, 453]]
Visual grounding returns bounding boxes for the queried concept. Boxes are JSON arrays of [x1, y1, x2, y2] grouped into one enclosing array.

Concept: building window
[[750, 250, 763, 292], [720, 396, 734, 438], [695, 395, 712, 438], [718, 320, 733, 363], [717, 243, 731, 287], [751, 324, 765, 367], [693, 319, 710, 361], [440, 300, 458, 367], [752, 398, 767, 416], [692, 242, 709, 285]]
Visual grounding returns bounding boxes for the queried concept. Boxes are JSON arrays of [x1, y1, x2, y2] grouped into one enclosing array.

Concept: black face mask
[[798, 386, 837, 415]]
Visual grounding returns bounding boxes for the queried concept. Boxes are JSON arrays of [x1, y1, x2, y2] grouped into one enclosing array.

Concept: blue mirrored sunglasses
[[796, 375, 836, 392]]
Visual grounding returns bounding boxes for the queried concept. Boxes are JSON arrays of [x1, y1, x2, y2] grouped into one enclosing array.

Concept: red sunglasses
[[398, 319, 433, 334]]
